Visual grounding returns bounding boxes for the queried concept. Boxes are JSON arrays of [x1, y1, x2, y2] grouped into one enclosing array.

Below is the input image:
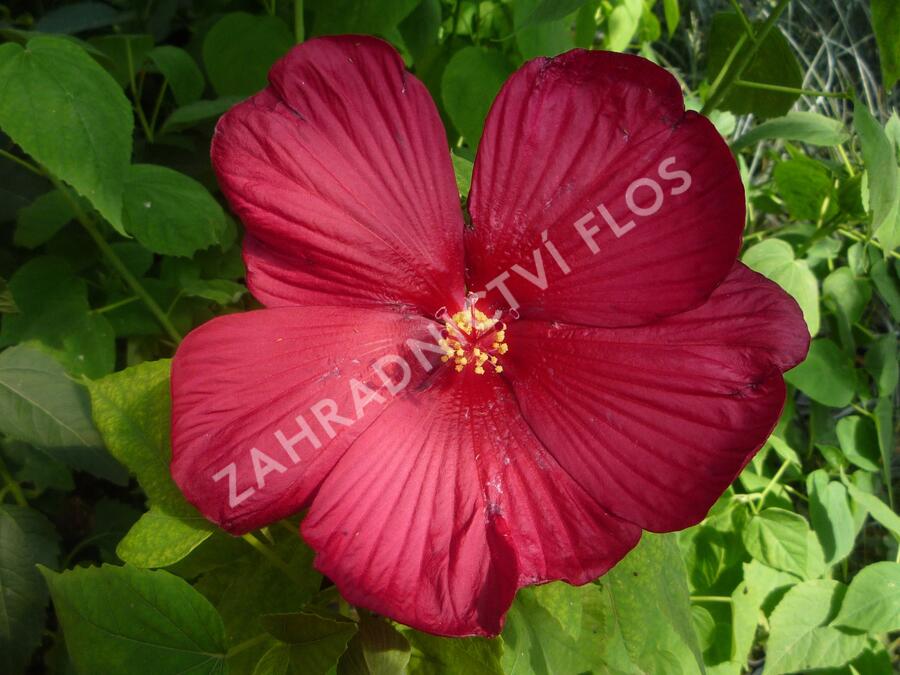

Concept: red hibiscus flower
[[171, 36, 810, 637]]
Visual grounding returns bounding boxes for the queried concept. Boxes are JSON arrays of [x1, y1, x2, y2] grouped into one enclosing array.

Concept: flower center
[[438, 305, 508, 375]]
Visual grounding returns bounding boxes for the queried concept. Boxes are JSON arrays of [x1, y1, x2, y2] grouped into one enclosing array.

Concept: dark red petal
[[466, 50, 745, 327], [301, 369, 640, 637], [170, 305, 439, 534], [503, 264, 810, 532], [211, 36, 465, 313]]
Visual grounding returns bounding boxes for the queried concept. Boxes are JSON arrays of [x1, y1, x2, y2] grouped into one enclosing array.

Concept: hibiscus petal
[[170, 305, 441, 534], [503, 264, 810, 532], [301, 369, 640, 637], [211, 36, 465, 313], [466, 49, 745, 327]]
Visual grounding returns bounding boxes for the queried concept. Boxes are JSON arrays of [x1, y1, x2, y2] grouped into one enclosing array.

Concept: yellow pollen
[[442, 308, 508, 376]]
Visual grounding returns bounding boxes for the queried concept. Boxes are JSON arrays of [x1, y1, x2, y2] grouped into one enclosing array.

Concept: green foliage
[[0, 1, 897, 674]]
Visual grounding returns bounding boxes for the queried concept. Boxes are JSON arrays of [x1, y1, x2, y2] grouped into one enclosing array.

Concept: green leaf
[[451, 153, 474, 200], [406, 631, 503, 675], [731, 111, 850, 151], [864, 333, 899, 397], [89, 34, 154, 88], [764, 580, 867, 675], [784, 338, 856, 407], [358, 614, 410, 675], [872, 397, 895, 508], [512, 0, 588, 31], [40, 564, 228, 674], [182, 279, 247, 305], [203, 12, 293, 97], [256, 612, 358, 675], [442, 47, 513, 147], [872, 0, 900, 89], [87, 360, 213, 567], [807, 470, 856, 565], [854, 100, 900, 252], [662, 0, 680, 37], [835, 415, 881, 472], [147, 45, 204, 106], [832, 561, 900, 633], [310, 0, 420, 36], [122, 164, 226, 257], [823, 267, 871, 325], [844, 480, 900, 541], [706, 12, 803, 119], [1, 256, 115, 377], [598, 533, 704, 673], [161, 97, 241, 133], [742, 508, 809, 578], [773, 158, 837, 222], [0, 505, 59, 675], [513, 0, 576, 60], [0, 344, 123, 481], [742, 238, 819, 336], [604, 0, 643, 52], [0, 37, 132, 233], [730, 561, 797, 666], [14, 190, 74, 249]]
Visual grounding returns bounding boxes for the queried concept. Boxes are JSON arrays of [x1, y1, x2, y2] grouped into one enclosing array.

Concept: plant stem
[[148, 79, 168, 137], [701, 0, 792, 116], [294, 0, 304, 43], [691, 595, 733, 603], [734, 79, 848, 98], [0, 456, 28, 507], [226, 633, 269, 658], [48, 176, 183, 343], [93, 296, 140, 314], [0, 148, 43, 176], [126, 40, 154, 142], [753, 458, 792, 514]]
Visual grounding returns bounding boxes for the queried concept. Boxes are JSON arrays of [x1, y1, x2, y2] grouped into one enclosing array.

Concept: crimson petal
[[170, 305, 439, 534], [212, 36, 465, 314], [466, 50, 745, 327], [302, 369, 640, 637], [503, 264, 810, 532]]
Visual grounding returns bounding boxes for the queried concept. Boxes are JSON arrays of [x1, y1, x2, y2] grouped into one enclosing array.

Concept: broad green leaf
[[844, 480, 900, 541], [147, 45, 204, 106], [731, 561, 796, 666], [182, 279, 247, 305], [310, 0, 420, 36], [872, 397, 895, 508], [864, 333, 899, 396], [514, 0, 576, 60], [35, 2, 129, 34], [14, 190, 74, 249], [742, 508, 809, 578], [451, 153, 474, 199], [256, 612, 358, 675], [773, 158, 837, 222], [0, 505, 59, 675], [359, 614, 410, 675], [398, 0, 441, 64], [823, 267, 871, 325], [855, 100, 900, 252], [203, 13, 294, 97], [784, 338, 856, 407], [731, 111, 850, 151], [1, 256, 115, 377], [87, 360, 213, 566], [835, 415, 881, 472], [600, 533, 704, 673], [41, 564, 227, 674], [872, 0, 900, 89], [442, 47, 513, 147], [122, 164, 226, 257], [0, 345, 123, 481], [161, 97, 241, 133], [662, 0, 680, 37], [832, 562, 900, 633], [604, 0, 643, 52], [807, 470, 855, 565], [706, 13, 803, 119], [512, 0, 588, 31], [0, 37, 132, 233], [742, 238, 819, 335], [406, 631, 503, 675], [764, 580, 867, 675]]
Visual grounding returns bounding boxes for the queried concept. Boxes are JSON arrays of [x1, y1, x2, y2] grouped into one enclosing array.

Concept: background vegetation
[[0, 0, 897, 673]]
